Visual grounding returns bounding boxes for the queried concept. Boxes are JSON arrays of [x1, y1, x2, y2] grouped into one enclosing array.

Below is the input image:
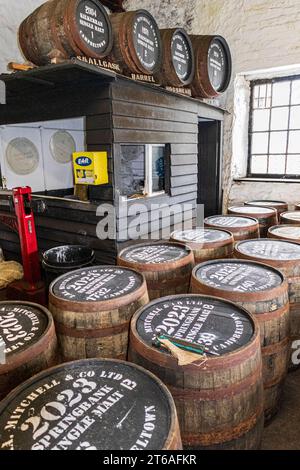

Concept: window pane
[[291, 80, 300, 105], [251, 155, 268, 174], [290, 105, 300, 129], [152, 146, 165, 192], [253, 109, 270, 131], [268, 155, 286, 174], [271, 107, 289, 130], [120, 145, 145, 197], [288, 130, 300, 153], [269, 131, 288, 154], [251, 132, 269, 154], [272, 81, 291, 107], [286, 155, 300, 174]]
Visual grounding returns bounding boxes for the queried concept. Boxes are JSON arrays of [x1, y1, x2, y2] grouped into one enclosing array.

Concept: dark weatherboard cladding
[[205, 216, 257, 228], [0, 360, 172, 450], [0, 303, 48, 356], [119, 244, 190, 264], [171, 228, 231, 244], [195, 261, 283, 293], [132, 10, 161, 73], [51, 266, 144, 302], [237, 239, 300, 261], [76, 0, 112, 55], [136, 295, 254, 356]]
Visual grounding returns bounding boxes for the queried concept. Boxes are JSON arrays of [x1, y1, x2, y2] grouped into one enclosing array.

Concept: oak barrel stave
[[129, 294, 264, 450], [191, 259, 290, 421], [109, 9, 162, 75], [49, 266, 149, 362], [0, 359, 182, 450], [117, 242, 194, 300], [228, 206, 278, 238], [19, 0, 113, 65], [0, 301, 58, 400]]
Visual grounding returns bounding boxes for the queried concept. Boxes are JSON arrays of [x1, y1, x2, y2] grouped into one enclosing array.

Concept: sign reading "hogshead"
[[195, 261, 283, 293], [136, 296, 254, 355], [52, 267, 144, 302], [0, 360, 172, 450]]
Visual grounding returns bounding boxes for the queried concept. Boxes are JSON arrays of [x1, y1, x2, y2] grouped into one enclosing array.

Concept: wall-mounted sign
[[5, 137, 39, 175], [73, 151, 108, 185], [50, 131, 76, 164]]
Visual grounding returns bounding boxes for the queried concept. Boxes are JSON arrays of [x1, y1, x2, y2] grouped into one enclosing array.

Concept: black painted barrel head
[[205, 215, 258, 228], [171, 228, 232, 244], [136, 295, 255, 356], [0, 359, 173, 450], [119, 243, 191, 265], [170, 29, 195, 84], [75, 0, 113, 56], [51, 266, 144, 302], [207, 36, 232, 93], [0, 302, 49, 357], [131, 9, 162, 73], [194, 259, 283, 293], [236, 239, 300, 261]]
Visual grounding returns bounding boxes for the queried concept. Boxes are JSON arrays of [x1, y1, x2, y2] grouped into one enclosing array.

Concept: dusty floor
[[262, 369, 300, 450]]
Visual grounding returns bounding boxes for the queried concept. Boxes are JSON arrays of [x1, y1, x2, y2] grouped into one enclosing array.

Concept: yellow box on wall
[[73, 152, 109, 186]]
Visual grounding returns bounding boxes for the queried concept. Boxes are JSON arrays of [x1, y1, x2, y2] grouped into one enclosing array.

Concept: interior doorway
[[198, 118, 223, 217]]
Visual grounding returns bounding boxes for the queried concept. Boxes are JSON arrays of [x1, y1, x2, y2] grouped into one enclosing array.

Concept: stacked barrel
[[17, 0, 232, 99]]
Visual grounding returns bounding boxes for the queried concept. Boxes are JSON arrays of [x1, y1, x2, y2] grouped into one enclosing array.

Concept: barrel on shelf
[[19, 0, 113, 66], [109, 9, 162, 75], [268, 225, 300, 243], [234, 239, 300, 371], [191, 259, 290, 421], [155, 28, 195, 87], [129, 294, 264, 450], [117, 242, 194, 300], [42, 245, 95, 290], [0, 359, 182, 450], [49, 266, 149, 362], [190, 35, 232, 98], [0, 301, 58, 400], [204, 215, 260, 241], [228, 206, 277, 237], [245, 200, 288, 218], [170, 228, 234, 263], [280, 211, 300, 225]]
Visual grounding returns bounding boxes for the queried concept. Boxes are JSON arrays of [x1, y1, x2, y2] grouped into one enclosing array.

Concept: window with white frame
[[120, 144, 166, 198], [248, 76, 300, 178]]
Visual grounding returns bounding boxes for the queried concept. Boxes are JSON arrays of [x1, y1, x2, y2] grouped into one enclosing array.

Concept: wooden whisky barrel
[[191, 259, 290, 421], [204, 215, 260, 241], [190, 35, 232, 98], [170, 228, 234, 263], [268, 225, 300, 243], [280, 211, 300, 225], [109, 9, 162, 75], [295, 203, 300, 211], [156, 28, 195, 86], [117, 242, 194, 300], [0, 359, 182, 450], [234, 239, 300, 370], [19, 0, 113, 66], [49, 266, 149, 362], [245, 200, 288, 218], [228, 206, 278, 237], [129, 294, 264, 450], [0, 301, 58, 400]]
